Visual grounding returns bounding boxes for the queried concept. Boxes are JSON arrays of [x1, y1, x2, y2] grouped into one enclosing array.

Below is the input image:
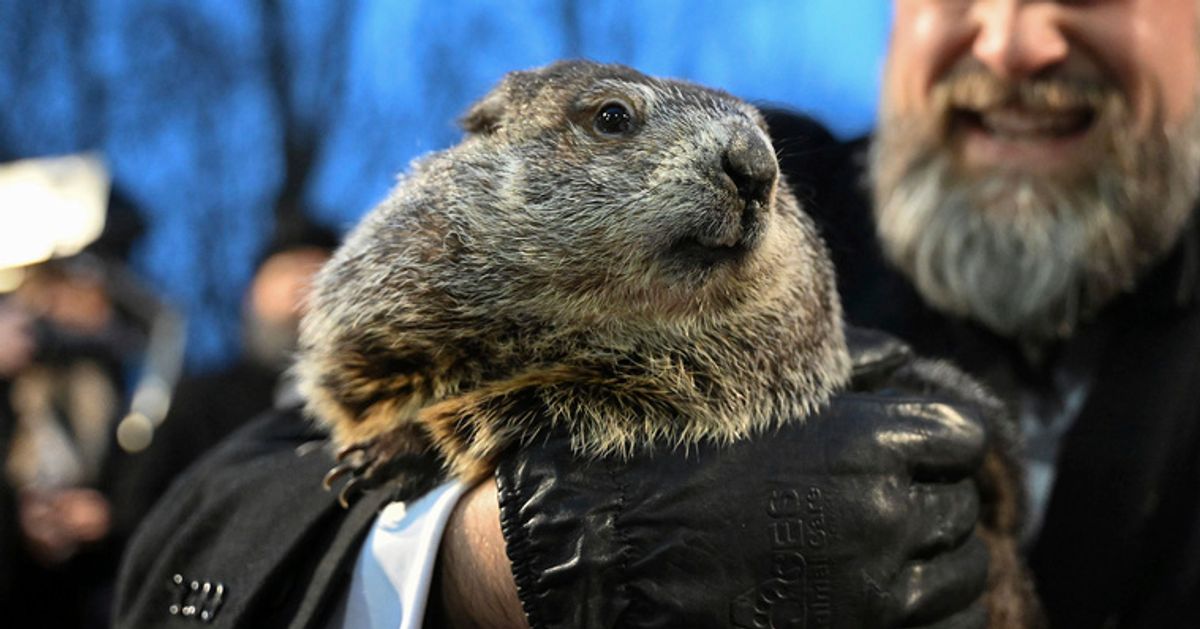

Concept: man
[[776, 0, 1200, 625]]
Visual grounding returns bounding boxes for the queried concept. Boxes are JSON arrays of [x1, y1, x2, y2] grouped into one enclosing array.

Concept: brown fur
[[298, 60, 850, 487], [298, 60, 1036, 625]]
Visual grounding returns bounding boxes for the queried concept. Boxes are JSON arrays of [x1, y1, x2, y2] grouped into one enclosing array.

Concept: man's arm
[[435, 480, 528, 629]]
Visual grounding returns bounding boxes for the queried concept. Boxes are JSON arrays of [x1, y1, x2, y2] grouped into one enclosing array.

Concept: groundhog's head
[[421, 59, 828, 326]]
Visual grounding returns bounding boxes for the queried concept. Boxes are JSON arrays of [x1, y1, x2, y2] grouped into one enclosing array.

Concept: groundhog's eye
[[594, 101, 634, 136]]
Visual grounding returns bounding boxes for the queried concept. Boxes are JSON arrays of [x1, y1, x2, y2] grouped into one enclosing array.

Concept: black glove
[[496, 329, 991, 629]]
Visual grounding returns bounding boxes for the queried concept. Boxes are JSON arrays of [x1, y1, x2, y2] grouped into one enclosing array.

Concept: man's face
[[872, 0, 1200, 340], [886, 0, 1199, 175], [244, 247, 330, 369]]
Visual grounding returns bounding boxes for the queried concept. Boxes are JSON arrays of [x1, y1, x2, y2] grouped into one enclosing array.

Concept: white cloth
[[330, 480, 468, 629]]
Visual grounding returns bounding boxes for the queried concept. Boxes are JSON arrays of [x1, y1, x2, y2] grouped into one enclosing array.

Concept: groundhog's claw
[[321, 460, 356, 491], [323, 436, 408, 507], [322, 438, 386, 506], [336, 477, 363, 509]]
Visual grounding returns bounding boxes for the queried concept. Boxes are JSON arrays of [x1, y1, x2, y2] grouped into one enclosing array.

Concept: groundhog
[[298, 60, 850, 486], [296, 60, 1035, 626]]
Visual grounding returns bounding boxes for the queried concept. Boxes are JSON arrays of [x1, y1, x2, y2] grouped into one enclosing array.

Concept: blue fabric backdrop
[[0, 0, 890, 369]]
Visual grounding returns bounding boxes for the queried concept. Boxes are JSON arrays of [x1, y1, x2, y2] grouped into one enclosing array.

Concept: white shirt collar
[[329, 479, 468, 629]]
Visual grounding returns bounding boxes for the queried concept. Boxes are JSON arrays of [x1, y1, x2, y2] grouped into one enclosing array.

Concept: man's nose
[[971, 1, 1068, 80]]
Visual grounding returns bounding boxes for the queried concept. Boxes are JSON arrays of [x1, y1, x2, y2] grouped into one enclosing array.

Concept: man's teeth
[[979, 109, 1088, 138]]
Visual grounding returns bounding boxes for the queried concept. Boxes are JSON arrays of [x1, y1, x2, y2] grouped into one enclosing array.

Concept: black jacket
[[763, 110, 1200, 628], [112, 407, 443, 628]]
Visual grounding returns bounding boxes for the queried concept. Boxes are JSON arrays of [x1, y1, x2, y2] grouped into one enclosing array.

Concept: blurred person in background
[[0, 180, 182, 627], [105, 216, 337, 541], [2, 260, 128, 629], [0, 297, 37, 614]]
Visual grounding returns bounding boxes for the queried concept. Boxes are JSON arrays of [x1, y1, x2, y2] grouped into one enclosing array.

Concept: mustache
[[932, 66, 1117, 112]]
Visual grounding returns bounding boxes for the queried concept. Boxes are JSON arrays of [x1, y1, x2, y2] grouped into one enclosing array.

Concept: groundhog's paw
[[322, 426, 426, 507]]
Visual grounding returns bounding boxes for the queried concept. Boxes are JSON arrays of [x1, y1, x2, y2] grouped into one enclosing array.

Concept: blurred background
[[3, 0, 889, 370], [0, 1, 889, 626]]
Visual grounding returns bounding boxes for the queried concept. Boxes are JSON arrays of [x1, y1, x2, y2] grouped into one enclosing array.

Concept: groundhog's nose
[[722, 127, 778, 207]]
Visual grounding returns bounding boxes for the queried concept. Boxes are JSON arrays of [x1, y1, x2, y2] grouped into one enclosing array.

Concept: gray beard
[[870, 104, 1200, 341]]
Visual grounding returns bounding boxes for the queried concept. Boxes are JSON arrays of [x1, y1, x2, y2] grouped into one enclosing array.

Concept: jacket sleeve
[[112, 406, 443, 629]]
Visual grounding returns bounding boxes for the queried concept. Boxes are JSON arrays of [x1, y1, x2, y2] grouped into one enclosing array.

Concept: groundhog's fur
[[298, 60, 851, 485], [297, 60, 1036, 627]]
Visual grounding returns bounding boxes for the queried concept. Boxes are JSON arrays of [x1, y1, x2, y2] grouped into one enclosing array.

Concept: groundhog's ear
[[460, 88, 507, 135], [461, 69, 546, 136]]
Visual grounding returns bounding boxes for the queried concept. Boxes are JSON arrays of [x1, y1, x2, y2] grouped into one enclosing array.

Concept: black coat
[[112, 406, 443, 628], [764, 109, 1200, 627]]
